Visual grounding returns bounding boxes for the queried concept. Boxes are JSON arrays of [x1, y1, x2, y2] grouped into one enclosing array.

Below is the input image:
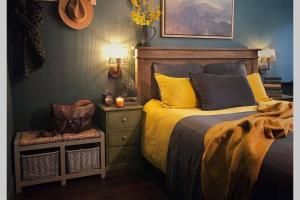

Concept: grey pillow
[[204, 61, 247, 76], [190, 73, 256, 110], [152, 62, 204, 78]]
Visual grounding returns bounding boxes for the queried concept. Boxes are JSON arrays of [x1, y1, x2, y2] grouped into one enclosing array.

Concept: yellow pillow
[[247, 73, 271, 102], [154, 73, 198, 108]]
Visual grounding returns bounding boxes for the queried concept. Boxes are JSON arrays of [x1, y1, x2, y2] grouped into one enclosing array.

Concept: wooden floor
[[14, 163, 171, 200]]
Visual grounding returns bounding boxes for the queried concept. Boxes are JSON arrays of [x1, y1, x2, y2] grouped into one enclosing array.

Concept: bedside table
[[273, 95, 293, 102], [96, 105, 143, 170]]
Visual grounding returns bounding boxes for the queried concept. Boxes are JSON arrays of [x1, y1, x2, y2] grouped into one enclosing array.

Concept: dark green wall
[[11, 0, 138, 131]]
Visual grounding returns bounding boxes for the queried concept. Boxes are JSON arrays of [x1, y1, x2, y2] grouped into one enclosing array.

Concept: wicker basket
[[66, 147, 100, 173], [21, 151, 59, 181]]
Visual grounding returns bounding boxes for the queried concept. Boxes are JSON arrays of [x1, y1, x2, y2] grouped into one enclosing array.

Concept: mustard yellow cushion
[[247, 73, 271, 102], [154, 73, 198, 108]]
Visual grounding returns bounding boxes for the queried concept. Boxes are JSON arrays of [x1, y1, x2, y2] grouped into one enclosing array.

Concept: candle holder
[[115, 97, 124, 108], [102, 89, 113, 106]]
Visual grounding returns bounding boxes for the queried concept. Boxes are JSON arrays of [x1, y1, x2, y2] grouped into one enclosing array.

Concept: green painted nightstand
[[95, 104, 143, 170]]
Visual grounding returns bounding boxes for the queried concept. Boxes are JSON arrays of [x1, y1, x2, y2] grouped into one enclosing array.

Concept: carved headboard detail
[[134, 47, 260, 105]]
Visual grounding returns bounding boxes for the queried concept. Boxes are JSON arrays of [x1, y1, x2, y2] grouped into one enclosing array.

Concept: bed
[[134, 47, 293, 200]]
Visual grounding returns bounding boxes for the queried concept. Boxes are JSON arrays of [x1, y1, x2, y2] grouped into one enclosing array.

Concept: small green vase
[[141, 25, 156, 47]]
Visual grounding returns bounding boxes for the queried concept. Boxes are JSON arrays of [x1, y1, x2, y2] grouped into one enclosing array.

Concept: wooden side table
[[95, 104, 143, 170]]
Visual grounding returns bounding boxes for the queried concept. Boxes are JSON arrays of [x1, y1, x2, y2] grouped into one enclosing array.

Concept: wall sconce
[[104, 44, 128, 78], [258, 48, 276, 74]]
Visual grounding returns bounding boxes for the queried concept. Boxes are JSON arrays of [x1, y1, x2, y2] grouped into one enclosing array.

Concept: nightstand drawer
[[107, 110, 140, 129], [108, 146, 140, 165], [109, 128, 139, 147]]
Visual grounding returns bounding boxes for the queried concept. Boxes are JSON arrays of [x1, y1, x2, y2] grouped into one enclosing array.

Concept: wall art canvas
[[161, 0, 234, 39]]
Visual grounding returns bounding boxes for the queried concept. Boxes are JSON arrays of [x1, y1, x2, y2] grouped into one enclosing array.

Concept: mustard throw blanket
[[201, 102, 293, 200]]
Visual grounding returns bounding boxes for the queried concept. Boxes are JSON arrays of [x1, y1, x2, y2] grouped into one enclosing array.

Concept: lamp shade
[[104, 44, 128, 59], [258, 48, 276, 63]]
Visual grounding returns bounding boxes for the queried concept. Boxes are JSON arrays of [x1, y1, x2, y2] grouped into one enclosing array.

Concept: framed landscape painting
[[161, 0, 234, 39]]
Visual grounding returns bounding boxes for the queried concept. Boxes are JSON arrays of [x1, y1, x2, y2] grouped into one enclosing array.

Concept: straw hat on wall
[[58, 0, 94, 30]]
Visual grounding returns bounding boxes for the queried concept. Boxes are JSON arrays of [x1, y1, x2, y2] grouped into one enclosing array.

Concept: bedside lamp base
[[108, 67, 122, 78], [108, 58, 122, 78]]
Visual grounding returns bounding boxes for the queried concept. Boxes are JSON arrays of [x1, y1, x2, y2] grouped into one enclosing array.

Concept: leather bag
[[50, 100, 95, 134]]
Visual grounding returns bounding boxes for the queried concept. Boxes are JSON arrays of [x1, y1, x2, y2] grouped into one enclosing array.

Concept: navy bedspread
[[166, 112, 293, 200]]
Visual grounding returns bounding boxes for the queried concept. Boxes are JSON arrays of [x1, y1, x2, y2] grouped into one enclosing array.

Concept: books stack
[[124, 97, 138, 106], [263, 76, 282, 98]]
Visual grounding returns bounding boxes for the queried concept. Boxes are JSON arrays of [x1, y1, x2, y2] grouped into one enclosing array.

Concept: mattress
[[141, 99, 293, 200]]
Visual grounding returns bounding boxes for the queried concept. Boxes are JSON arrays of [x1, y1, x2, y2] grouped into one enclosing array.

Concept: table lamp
[[258, 48, 276, 74]]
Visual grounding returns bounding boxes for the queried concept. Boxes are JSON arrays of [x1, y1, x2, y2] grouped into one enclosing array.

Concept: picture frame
[[36, 0, 96, 5], [161, 0, 234, 39]]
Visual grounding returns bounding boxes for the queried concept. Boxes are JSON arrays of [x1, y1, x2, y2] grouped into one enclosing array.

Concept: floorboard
[[14, 163, 171, 200]]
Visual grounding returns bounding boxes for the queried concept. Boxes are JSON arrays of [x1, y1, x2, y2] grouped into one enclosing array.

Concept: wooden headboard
[[134, 47, 260, 105]]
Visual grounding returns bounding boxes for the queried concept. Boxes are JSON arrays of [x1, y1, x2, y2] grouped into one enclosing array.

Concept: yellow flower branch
[[131, 0, 161, 26]]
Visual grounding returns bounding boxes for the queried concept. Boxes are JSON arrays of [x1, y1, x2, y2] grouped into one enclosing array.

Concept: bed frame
[[134, 47, 260, 105]]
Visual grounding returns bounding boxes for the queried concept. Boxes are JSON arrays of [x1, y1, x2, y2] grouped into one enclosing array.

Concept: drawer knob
[[122, 117, 127, 123], [122, 136, 128, 141]]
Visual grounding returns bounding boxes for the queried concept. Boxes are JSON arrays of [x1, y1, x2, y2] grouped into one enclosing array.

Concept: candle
[[116, 97, 124, 108]]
